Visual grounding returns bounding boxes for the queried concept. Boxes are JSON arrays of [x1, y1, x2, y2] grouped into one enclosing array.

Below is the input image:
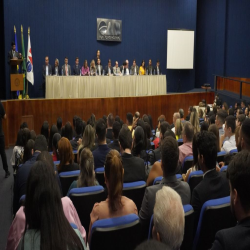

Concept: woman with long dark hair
[[132, 126, 147, 160], [22, 139, 35, 164], [88, 150, 137, 242], [41, 121, 49, 144], [52, 133, 61, 161], [16, 161, 86, 249], [68, 148, 98, 195], [139, 60, 146, 75], [48, 124, 58, 152]]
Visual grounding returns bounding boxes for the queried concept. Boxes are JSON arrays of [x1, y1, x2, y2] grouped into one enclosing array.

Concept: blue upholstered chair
[[220, 165, 228, 172], [187, 170, 203, 194], [153, 174, 182, 186], [182, 155, 194, 173], [89, 214, 141, 250], [193, 196, 237, 250], [59, 170, 80, 196], [177, 138, 183, 146], [95, 167, 105, 187], [217, 151, 227, 162], [68, 186, 106, 238], [229, 148, 238, 155]]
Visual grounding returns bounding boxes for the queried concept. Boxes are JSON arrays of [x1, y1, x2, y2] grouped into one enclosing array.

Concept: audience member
[[135, 240, 168, 250], [67, 148, 98, 195], [30, 130, 36, 141], [238, 118, 250, 151], [198, 108, 204, 118], [222, 102, 229, 112], [52, 133, 61, 161], [20, 122, 28, 130], [236, 114, 246, 128], [70, 118, 83, 151], [191, 131, 230, 228], [208, 124, 220, 152], [236, 108, 243, 118], [137, 119, 150, 150], [48, 124, 58, 152], [153, 115, 166, 148], [10, 161, 86, 250], [92, 119, 111, 168], [179, 108, 184, 121], [13, 135, 48, 214], [175, 118, 183, 140], [57, 117, 63, 135], [106, 113, 114, 140], [22, 139, 35, 164], [139, 136, 190, 238], [200, 121, 209, 131], [241, 100, 247, 113], [211, 150, 250, 250], [190, 110, 200, 134], [57, 137, 79, 173], [108, 121, 121, 152], [119, 125, 145, 183], [153, 187, 184, 250], [64, 122, 73, 141], [88, 150, 138, 242], [228, 107, 234, 116], [185, 106, 193, 121], [132, 126, 147, 160], [221, 115, 236, 153], [215, 110, 227, 138], [171, 112, 180, 132], [178, 122, 194, 166], [126, 112, 133, 131], [40, 121, 49, 144]]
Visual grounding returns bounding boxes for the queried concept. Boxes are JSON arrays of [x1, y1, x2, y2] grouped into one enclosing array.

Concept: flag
[[21, 25, 26, 96], [26, 27, 34, 85], [14, 26, 20, 96]]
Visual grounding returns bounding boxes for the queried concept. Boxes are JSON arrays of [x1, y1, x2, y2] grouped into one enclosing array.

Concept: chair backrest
[[19, 194, 26, 206], [178, 138, 183, 146], [217, 151, 226, 162], [193, 196, 237, 250], [220, 165, 228, 172], [181, 205, 195, 250], [59, 170, 80, 196], [182, 155, 194, 174], [176, 174, 183, 180], [95, 167, 105, 188], [148, 214, 154, 239], [187, 170, 203, 194], [229, 148, 238, 155], [123, 181, 146, 211], [68, 186, 106, 238], [153, 176, 163, 185], [89, 214, 141, 250]]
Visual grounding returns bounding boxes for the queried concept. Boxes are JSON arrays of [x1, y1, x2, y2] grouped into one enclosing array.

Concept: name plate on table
[[97, 18, 122, 42]]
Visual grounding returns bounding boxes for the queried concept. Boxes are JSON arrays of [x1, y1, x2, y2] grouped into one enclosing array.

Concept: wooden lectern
[[10, 59, 23, 92]]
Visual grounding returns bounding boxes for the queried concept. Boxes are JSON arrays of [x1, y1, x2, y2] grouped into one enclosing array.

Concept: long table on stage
[[46, 75, 167, 99]]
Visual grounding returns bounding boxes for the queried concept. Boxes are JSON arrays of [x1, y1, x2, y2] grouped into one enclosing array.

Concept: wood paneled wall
[[2, 92, 214, 147], [217, 76, 250, 97]]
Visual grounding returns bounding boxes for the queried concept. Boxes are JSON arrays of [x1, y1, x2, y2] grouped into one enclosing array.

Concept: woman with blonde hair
[[90, 60, 96, 76], [175, 118, 183, 140], [57, 137, 79, 173], [67, 148, 98, 195], [88, 150, 137, 242], [190, 110, 200, 134]]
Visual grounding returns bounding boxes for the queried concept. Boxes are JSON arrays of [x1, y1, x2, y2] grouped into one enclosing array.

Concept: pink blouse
[[6, 197, 86, 250], [81, 66, 90, 75]]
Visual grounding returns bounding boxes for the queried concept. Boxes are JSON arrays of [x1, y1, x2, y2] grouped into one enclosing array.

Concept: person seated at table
[[67, 148, 99, 195], [96, 58, 103, 75], [146, 59, 154, 75], [121, 61, 129, 75], [130, 59, 139, 75], [62, 57, 71, 76], [72, 57, 81, 75], [155, 60, 162, 75], [113, 61, 121, 75], [90, 60, 96, 76], [81, 60, 90, 76], [88, 150, 138, 243], [52, 58, 60, 76], [139, 60, 146, 75], [105, 59, 113, 76], [57, 137, 79, 173]]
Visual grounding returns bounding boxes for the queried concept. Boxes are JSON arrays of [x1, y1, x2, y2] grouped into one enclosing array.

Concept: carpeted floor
[[0, 147, 14, 249]]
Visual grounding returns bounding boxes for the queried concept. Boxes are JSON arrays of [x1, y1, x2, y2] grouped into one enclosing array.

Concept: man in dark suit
[[146, 59, 154, 75], [154, 60, 162, 75], [139, 136, 191, 238], [106, 113, 114, 140], [108, 121, 121, 152], [61, 57, 71, 76], [72, 57, 81, 75], [130, 59, 139, 75], [191, 131, 230, 228], [119, 125, 145, 183], [104, 59, 113, 75], [13, 135, 48, 214], [96, 58, 103, 75], [42, 56, 52, 97], [211, 150, 250, 250], [52, 58, 60, 76]]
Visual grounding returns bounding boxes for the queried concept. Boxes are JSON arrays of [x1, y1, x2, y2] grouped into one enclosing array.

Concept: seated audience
[[179, 108, 184, 121], [67, 148, 99, 195], [108, 121, 121, 152], [57, 117, 63, 135], [137, 119, 150, 150], [139, 136, 191, 238], [48, 124, 58, 152], [52, 133, 61, 161], [198, 108, 204, 119], [215, 110, 228, 138], [57, 137, 79, 173], [208, 124, 220, 152], [152, 187, 184, 250], [8, 160, 86, 250], [41, 121, 49, 144], [221, 115, 236, 153], [88, 150, 138, 242], [241, 100, 247, 113], [238, 118, 250, 152], [236, 114, 245, 127], [178, 122, 194, 166], [70, 118, 83, 151], [190, 109, 200, 134], [185, 106, 193, 121], [175, 118, 183, 140], [22, 139, 35, 164], [132, 126, 147, 161], [211, 150, 250, 250], [153, 115, 166, 148], [171, 112, 180, 132], [92, 119, 111, 168], [81, 59, 90, 76], [135, 240, 168, 250], [222, 102, 229, 112], [64, 121, 73, 141], [30, 130, 36, 141], [106, 113, 114, 140], [191, 131, 230, 228], [126, 112, 133, 131], [200, 121, 209, 131], [13, 135, 48, 214], [119, 125, 145, 182]]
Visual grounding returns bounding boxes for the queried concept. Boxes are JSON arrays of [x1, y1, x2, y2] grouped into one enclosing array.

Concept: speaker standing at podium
[[7, 42, 22, 98]]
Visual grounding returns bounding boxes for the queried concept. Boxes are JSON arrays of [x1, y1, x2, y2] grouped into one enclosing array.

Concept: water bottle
[[146, 69, 148, 75], [154, 69, 155, 75], [103, 69, 105, 76], [150, 69, 152, 75], [122, 69, 124, 75]]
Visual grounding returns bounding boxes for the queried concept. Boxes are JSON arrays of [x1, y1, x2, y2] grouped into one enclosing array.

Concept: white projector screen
[[167, 30, 194, 69]]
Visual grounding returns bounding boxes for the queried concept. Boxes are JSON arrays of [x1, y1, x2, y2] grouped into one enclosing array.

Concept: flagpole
[[26, 27, 30, 99]]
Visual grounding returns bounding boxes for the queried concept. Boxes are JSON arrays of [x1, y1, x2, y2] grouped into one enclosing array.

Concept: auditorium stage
[[2, 91, 214, 148]]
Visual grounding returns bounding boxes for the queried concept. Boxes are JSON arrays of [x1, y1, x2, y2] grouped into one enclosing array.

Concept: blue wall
[[195, 0, 250, 89], [4, 0, 197, 99]]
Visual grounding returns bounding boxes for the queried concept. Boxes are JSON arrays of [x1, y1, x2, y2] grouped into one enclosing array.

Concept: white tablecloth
[[46, 75, 167, 99]]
